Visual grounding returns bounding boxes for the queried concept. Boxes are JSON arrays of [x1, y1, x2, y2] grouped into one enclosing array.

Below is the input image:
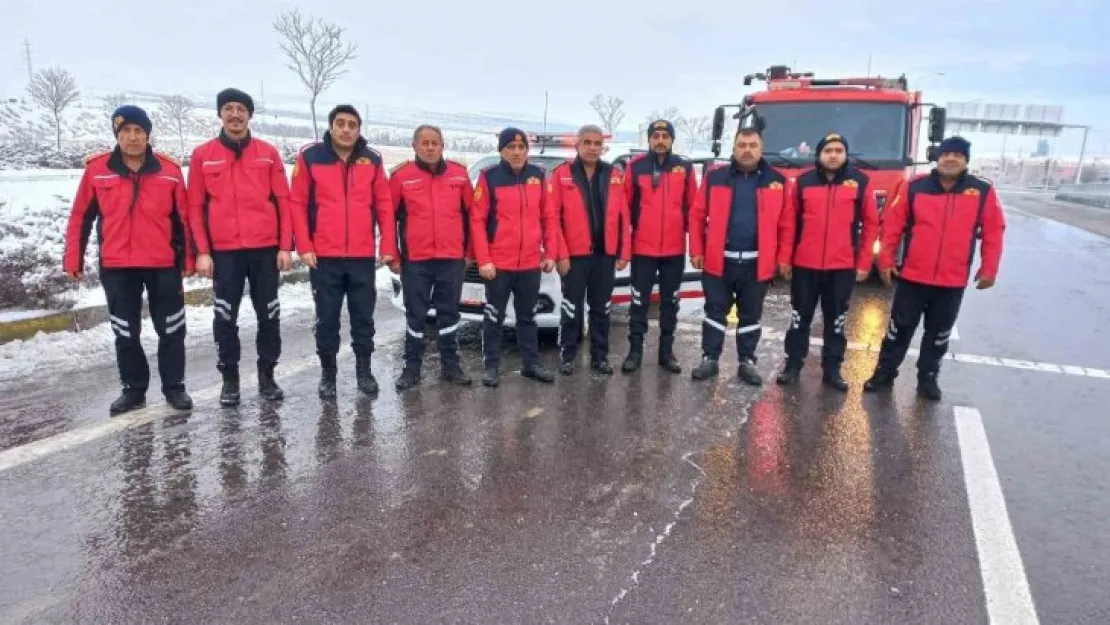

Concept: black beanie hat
[[111, 105, 152, 136], [939, 136, 971, 160], [815, 132, 849, 156], [647, 119, 675, 139], [498, 127, 528, 151], [328, 104, 361, 126], [217, 88, 254, 116]]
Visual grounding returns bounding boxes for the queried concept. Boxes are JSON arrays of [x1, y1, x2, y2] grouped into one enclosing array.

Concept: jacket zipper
[[822, 183, 835, 267], [129, 174, 140, 261], [659, 165, 667, 253], [518, 180, 526, 267], [429, 173, 437, 256], [934, 193, 952, 280], [343, 160, 351, 255]]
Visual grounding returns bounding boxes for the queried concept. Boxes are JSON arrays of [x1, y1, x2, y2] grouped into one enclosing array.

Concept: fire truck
[[708, 64, 949, 267]]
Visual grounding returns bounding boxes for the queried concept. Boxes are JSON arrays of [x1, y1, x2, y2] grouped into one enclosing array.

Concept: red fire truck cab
[[709, 65, 949, 270]]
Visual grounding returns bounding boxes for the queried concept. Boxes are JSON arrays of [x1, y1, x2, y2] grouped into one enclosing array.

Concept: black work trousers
[[559, 253, 617, 363], [875, 278, 965, 378], [310, 258, 377, 357], [401, 258, 465, 369], [628, 254, 684, 351], [784, 268, 857, 370], [212, 247, 281, 370], [101, 268, 186, 395], [482, 268, 541, 371], [701, 261, 769, 363]]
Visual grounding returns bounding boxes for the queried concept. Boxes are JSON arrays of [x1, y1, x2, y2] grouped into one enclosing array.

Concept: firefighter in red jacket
[[689, 126, 792, 386], [187, 88, 292, 407], [550, 124, 632, 375], [864, 136, 1005, 400], [64, 106, 195, 414], [775, 133, 880, 391], [290, 105, 397, 400], [389, 124, 475, 391], [621, 119, 697, 374], [470, 127, 561, 387]]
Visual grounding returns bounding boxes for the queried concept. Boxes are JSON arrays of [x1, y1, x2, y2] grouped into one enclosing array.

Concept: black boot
[[917, 373, 942, 401], [691, 357, 719, 381], [659, 338, 682, 374], [258, 362, 284, 401], [863, 369, 895, 393], [482, 366, 500, 387], [522, 364, 555, 383], [356, 354, 379, 397], [218, 363, 240, 407], [559, 359, 575, 376], [737, 359, 763, 386], [822, 368, 849, 392], [318, 354, 338, 400], [622, 341, 643, 373], [164, 386, 193, 411], [395, 365, 422, 391], [590, 358, 614, 375], [440, 363, 472, 386], [776, 360, 802, 386], [109, 387, 146, 415]]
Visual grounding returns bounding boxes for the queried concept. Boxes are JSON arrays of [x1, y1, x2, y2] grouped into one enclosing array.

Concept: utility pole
[[866, 53, 872, 78], [23, 39, 33, 83], [1075, 125, 1090, 184]]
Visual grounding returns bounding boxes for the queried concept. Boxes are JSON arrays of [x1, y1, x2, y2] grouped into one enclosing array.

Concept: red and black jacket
[[187, 133, 292, 254], [389, 158, 472, 262], [689, 158, 792, 282], [469, 160, 561, 271], [64, 147, 194, 274], [623, 152, 697, 257], [786, 165, 880, 272], [289, 134, 397, 260], [878, 170, 1005, 288], [548, 158, 631, 261]]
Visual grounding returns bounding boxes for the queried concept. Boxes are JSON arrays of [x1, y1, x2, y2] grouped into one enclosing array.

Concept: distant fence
[[1055, 183, 1110, 208]]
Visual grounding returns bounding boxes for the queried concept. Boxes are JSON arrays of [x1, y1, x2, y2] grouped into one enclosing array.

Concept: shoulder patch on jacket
[[298, 141, 321, 154], [389, 160, 410, 174]]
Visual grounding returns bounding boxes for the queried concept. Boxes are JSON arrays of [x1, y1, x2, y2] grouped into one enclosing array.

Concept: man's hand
[[976, 274, 996, 290], [479, 263, 496, 280], [541, 259, 556, 273], [616, 259, 629, 271], [557, 259, 571, 276], [66, 270, 83, 281], [196, 254, 214, 279], [277, 251, 293, 272], [183, 269, 196, 278], [389, 259, 401, 274], [856, 269, 869, 282], [690, 256, 704, 270], [879, 268, 893, 287], [778, 264, 792, 280], [299, 252, 318, 269]]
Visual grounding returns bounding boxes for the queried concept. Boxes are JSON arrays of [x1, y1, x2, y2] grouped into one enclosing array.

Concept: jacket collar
[[322, 131, 369, 163], [219, 129, 252, 158], [416, 157, 447, 175], [108, 145, 160, 176]]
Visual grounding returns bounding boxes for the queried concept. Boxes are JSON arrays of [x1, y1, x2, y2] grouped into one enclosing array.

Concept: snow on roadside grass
[[0, 268, 398, 384], [0, 282, 315, 383]]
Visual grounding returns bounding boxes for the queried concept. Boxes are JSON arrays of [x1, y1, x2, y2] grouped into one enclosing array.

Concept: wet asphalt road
[[2, 192, 1109, 624]]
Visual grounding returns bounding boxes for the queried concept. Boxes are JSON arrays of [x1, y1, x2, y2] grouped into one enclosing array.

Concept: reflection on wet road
[[1, 191, 1109, 623]]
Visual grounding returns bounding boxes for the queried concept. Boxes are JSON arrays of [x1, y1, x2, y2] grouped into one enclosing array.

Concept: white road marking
[[674, 322, 1110, 380], [954, 406, 1040, 625], [0, 350, 347, 475]]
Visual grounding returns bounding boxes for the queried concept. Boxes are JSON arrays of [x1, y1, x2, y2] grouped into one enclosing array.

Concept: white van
[[387, 135, 718, 330]]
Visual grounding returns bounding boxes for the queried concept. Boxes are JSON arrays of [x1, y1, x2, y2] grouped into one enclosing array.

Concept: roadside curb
[[0, 270, 311, 345]]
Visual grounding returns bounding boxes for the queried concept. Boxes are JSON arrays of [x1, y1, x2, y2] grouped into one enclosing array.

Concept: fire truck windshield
[[753, 101, 908, 166]]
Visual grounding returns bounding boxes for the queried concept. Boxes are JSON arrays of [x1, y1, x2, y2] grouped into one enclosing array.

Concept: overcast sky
[[3, 0, 1108, 155]]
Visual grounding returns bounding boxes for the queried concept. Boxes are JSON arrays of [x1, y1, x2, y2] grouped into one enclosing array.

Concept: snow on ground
[[0, 268, 396, 383], [0, 309, 53, 322]]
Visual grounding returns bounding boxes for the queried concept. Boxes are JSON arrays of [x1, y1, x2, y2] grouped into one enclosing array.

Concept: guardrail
[[1055, 183, 1110, 208]]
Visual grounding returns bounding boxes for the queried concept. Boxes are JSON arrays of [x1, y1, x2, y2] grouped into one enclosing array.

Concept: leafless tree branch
[[28, 67, 80, 150], [273, 9, 358, 140], [589, 94, 626, 134]]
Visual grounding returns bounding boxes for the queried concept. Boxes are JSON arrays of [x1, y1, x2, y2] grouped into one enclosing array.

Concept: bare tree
[[589, 94, 626, 134], [678, 115, 712, 146], [156, 95, 196, 154], [273, 9, 358, 140], [645, 107, 683, 127], [28, 66, 80, 150], [102, 93, 129, 116]]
